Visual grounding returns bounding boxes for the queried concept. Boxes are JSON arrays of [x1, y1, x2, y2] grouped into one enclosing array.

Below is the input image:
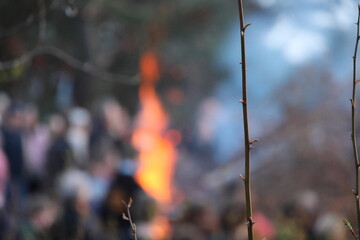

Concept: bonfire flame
[[132, 51, 180, 204]]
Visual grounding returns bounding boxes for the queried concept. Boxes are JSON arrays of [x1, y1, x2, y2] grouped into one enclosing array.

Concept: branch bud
[[240, 174, 246, 182]]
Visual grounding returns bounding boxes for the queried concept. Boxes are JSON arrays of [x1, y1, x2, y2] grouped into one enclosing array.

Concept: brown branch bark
[[237, 0, 254, 239], [351, 4, 360, 240]]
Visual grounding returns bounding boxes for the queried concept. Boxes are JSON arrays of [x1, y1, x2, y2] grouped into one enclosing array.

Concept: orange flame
[[132, 51, 180, 204]]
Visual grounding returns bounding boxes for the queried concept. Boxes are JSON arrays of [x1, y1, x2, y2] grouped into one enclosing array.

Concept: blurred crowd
[[0, 92, 352, 240], [0, 92, 144, 240]]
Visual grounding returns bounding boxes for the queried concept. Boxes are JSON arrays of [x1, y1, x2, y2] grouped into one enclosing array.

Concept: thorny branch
[[122, 198, 138, 240], [350, 4, 360, 240], [237, 0, 255, 239]]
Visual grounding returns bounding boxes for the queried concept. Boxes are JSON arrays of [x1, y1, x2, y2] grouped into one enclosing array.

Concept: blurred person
[[100, 169, 141, 240], [1, 102, 25, 211], [2, 102, 24, 180], [19, 194, 58, 240], [313, 212, 346, 240], [253, 212, 276, 240], [0, 92, 10, 125], [54, 67, 75, 111], [52, 169, 104, 240], [22, 104, 50, 192], [90, 98, 132, 158], [67, 107, 91, 168], [88, 145, 120, 213], [220, 201, 246, 239], [46, 113, 73, 189], [294, 190, 319, 240], [275, 198, 310, 240], [0, 136, 9, 239], [103, 99, 130, 142], [175, 202, 225, 240], [0, 135, 8, 209], [172, 224, 206, 240]]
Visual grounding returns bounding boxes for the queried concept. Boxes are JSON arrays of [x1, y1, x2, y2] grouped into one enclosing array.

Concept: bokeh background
[[0, 0, 359, 239]]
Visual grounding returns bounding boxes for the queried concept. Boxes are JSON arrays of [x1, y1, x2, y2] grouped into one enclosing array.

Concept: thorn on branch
[[352, 190, 359, 200], [351, 99, 355, 108], [243, 23, 251, 31], [249, 139, 259, 145], [246, 217, 255, 226]]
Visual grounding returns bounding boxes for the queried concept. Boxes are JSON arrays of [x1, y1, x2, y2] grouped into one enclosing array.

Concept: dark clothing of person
[[2, 127, 24, 180], [50, 201, 104, 240], [100, 174, 140, 240], [46, 136, 72, 187]]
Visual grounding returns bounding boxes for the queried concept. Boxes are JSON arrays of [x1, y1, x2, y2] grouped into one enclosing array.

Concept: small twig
[[122, 198, 138, 240], [344, 219, 359, 240], [37, 0, 47, 43], [350, 4, 360, 239], [0, 45, 139, 85]]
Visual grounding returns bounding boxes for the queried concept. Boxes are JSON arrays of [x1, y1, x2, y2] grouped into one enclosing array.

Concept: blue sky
[[208, 0, 358, 162]]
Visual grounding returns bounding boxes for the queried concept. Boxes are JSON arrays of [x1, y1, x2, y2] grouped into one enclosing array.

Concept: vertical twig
[[122, 198, 138, 240], [237, 0, 255, 239], [350, 4, 360, 240], [37, 0, 47, 43]]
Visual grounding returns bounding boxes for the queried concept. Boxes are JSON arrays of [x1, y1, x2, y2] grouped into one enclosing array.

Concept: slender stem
[[237, 0, 254, 239], [126, 207, 138, 240], [351, 5, 360, 239], [122, 198, 138, 240]]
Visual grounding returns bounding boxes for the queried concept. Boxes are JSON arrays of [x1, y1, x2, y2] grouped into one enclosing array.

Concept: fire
[[132, 51, 180, 204]]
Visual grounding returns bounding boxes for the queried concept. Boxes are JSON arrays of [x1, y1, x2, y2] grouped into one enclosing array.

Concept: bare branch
[[0, 45, 139, 85], [122, 198, 138, 240], [350, 4, 360, 239], [0, 15, 35, 39]]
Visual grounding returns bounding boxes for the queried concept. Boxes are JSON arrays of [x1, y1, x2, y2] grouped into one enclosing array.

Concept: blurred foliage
[[0, 0, 234, 126]]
